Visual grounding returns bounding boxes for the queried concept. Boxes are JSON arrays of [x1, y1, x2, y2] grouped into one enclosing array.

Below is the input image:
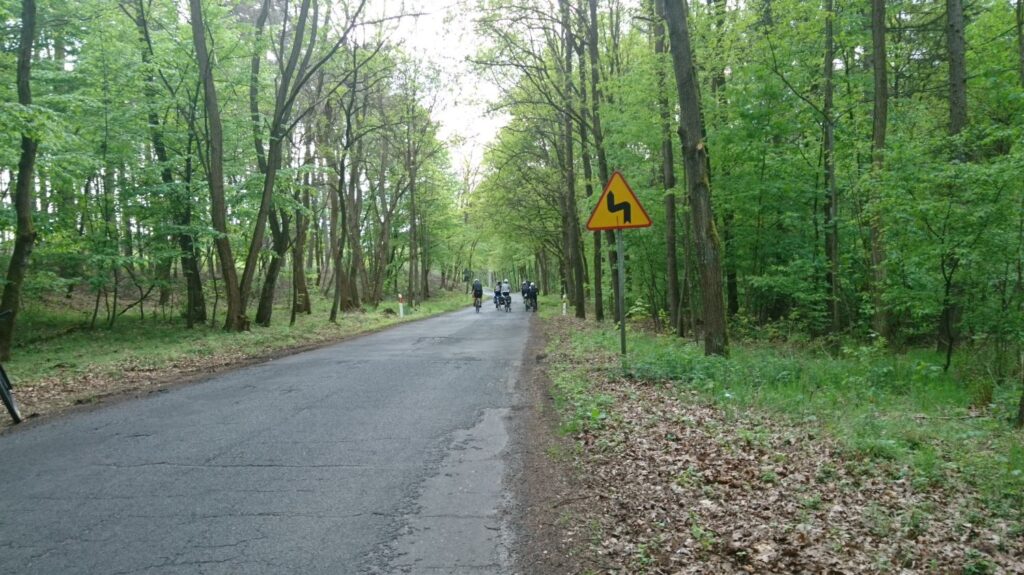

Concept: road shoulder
[[511, 316, 594, 574]]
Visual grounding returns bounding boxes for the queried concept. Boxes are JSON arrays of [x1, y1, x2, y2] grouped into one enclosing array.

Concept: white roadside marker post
[[398, 293, 404, 318]]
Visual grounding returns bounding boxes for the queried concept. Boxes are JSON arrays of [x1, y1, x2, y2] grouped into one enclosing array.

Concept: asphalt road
[[0, 295, 534, 574]]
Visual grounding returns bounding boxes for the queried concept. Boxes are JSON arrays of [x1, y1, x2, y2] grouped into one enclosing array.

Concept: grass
[[552, 320, 1024, 521], [6, 291, 470, 390], [533, 294, 619, 435]]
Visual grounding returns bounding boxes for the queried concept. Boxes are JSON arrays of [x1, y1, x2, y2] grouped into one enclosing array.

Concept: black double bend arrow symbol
[[606, 191, 632, 223]]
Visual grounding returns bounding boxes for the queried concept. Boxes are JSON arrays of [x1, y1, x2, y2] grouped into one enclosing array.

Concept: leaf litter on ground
[[542, 317, 1024, 574]]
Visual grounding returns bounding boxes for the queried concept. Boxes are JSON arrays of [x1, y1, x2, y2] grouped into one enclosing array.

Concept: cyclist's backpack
[[473, 279, 482, 291]]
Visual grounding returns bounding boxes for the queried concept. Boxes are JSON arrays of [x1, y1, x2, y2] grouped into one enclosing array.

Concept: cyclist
[[526, 282, 539, 310], [472, 278, 483, 309], [0, 309, 23, 423]]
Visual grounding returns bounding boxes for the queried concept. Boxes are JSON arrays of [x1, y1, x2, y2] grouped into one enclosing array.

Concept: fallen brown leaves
[[10, 349, 259, 422], [543, 318, 1024, 575]]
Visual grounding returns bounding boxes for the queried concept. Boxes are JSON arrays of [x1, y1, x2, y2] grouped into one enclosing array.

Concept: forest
[[0, 0, 481, 351], [467, 0, 1024, 426], [2, 0, 1023, 570], [1, 1, 1022, 412]]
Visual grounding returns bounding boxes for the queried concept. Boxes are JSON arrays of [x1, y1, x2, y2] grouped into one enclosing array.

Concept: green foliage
[[1, 0, 478, 360], [470, 0, 1024, 377]]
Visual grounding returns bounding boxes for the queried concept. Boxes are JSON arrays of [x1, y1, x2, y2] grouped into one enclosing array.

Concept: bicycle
[[0, 310, 23, 424], [473, 295, 482, 312]]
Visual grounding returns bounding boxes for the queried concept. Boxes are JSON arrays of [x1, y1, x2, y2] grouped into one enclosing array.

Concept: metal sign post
[[616, 229, 627, 357], [586, 171, 650, 361]]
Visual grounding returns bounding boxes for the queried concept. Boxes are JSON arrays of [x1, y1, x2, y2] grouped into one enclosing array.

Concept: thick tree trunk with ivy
[[0, 0, 39, 361], [663, 0, 728, 356]]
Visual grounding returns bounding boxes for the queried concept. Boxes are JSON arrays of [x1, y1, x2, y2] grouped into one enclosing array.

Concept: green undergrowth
[[548, 317, 1024, 521], [6, 292, 468, 389], [537, 296, 618, 435]]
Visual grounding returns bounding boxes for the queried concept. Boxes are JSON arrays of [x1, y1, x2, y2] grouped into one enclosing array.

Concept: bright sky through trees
[[375, 0, 508, 170]]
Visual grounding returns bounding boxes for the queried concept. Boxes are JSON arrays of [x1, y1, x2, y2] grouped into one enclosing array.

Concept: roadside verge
[[2, 294, 470, 428], [538, 315, 1024, 574]]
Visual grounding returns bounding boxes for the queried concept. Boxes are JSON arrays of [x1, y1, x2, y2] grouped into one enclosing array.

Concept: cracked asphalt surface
[[0, 296, 532, 574]]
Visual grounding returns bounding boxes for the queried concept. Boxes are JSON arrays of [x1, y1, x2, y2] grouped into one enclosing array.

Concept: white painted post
[[398, 293, 404, 318], [562, 293, 567, 316]]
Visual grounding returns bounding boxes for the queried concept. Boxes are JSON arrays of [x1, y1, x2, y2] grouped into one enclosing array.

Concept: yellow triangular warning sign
[[586, 171, 652, 231]]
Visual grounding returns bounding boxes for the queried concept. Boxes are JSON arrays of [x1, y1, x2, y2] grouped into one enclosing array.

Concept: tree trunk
[[663, 0, 728, 356], [180, 152, 207, 326], [241, 0, 314, 314], [102, 165, 119, 328], [189, 0, 244, 331], [1018, 0, 1024, 88], [346, 143, 365, 308], [331, 157, 354, 319], [870, 0, 889, 340], [938, 0, 967, 362], [947, 0, 968, 139], [292, 157, 312, 320], [562, 0, 585, 319], [407, 165, 419, 304], [421, 223, 430, 299], [1016, 361, 1024, 427], [255, 209, 290, 327], [703, 0, 737, 321], [586, 0, 619, 322], [823, 0, 840, 333], [130, 0, 205, 325], [654, 0, 680, 330], [577, 37, 602, 317], [1015, 0, 1024, 428], [325, 160, 340, 296], [0, 0, 39, 361]]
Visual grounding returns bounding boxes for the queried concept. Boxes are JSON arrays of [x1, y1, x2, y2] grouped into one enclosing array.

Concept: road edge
[[508, 315, 591, 574], [0, 302, 473, 434]]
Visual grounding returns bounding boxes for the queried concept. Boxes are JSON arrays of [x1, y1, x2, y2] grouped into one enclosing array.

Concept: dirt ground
[[535, 316, 1024, 575], [512, 318, 597, 575]]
